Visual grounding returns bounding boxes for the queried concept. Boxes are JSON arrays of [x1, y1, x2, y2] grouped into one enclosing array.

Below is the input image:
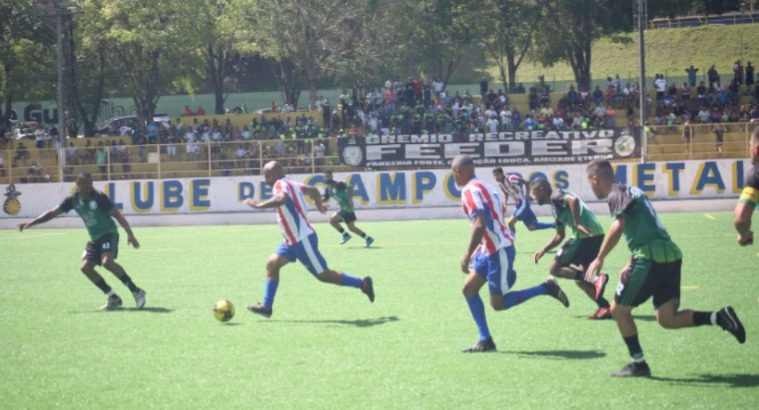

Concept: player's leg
[[654, 260, 745, 343], [345, 214, 374, 247], [555, 237, 611, 318], [330, 212, 352, 244], [247, 244, 291, 317], [519, 205, 555, 231], [487, 246, 568, 311], [98, 233, 146, 308], [298, 233, 374, 302], [461, 258, 494, 352], [80, 250, 122, 310], [611, 259, 651, 377]]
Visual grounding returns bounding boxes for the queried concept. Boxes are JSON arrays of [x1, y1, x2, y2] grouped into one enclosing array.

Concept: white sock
[[107, 290, 115, 298], [710, 311, 717, 325]]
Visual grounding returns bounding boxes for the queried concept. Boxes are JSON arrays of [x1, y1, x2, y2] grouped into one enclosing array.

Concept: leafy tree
[[693, 0, 742, 15], [99, 0, 200, 122], [534, 0, 634, 89], [481, 0, 538, 92]]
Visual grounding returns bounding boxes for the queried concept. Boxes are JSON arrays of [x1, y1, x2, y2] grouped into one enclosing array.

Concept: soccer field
[[1, 211, 757, 408]]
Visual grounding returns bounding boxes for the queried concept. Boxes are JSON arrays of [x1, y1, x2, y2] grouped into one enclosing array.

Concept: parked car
[[94, 113, 170, 136]]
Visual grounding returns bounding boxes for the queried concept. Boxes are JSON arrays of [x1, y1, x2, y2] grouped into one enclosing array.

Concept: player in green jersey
[[734, 127, 759, 246], [530, 178, 611, 320], [322, 170, 374, 247], [586, 160, 745, 378], [17, 172, 146, 310]]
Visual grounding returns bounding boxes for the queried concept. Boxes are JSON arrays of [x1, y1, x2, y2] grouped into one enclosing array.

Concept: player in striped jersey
[[244, 161, 374, 318], [734, 127, 759, 246], [586, 159, 745, 377], [492, 167, 555, 232], [452, 155, 570, 353]]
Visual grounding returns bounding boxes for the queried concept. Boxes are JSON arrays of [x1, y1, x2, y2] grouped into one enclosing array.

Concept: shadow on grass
[[501, 349, 606, 360], [571, 314, 657, 321], [265, 315, 399, 328], [649, 373, 759, 388], [79, 306, 174, 314]]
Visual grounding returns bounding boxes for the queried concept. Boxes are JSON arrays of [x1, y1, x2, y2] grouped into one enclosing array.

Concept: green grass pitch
[[1, 211, 757, 408]]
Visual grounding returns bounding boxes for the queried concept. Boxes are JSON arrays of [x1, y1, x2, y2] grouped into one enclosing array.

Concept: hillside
[[481, 24, 759, 90]]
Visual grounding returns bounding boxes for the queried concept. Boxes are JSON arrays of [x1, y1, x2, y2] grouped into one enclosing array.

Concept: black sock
[[118, 273, 139, 292], [94, 278, 112, 294], [336, 226, 345, 234], [623, 334, 644, 361], [693, 311, 713, 326], [597, 297, 610, 308], [358, 232, 367, 238], [574, 270, 585, 281]]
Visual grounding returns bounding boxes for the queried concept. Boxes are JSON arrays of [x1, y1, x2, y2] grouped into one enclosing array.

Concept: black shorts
[[615, 258, 681, 308], [83, 232, 120, 264], [554, 235, 604, 269], [338, 210, 357, 224]]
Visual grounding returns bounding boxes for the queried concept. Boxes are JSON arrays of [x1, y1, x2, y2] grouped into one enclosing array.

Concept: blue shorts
[[274, 233, 328, 276], [472, 246, 516, 296], [512, 200, 538, 228]]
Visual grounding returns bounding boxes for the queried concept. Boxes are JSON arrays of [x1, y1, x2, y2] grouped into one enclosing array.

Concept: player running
[[322, 170, 374, 247], [452, 155, 569, 353], [586, 159, 746, 378], [17, 172, 146, 310], [492, 167, 555, 232], [245, 161, 374, 318], [530, 178, 611, 320]]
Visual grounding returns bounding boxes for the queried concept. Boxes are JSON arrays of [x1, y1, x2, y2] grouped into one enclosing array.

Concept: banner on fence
[[337, 128, 641, 168], [1, 159, 749, 219]]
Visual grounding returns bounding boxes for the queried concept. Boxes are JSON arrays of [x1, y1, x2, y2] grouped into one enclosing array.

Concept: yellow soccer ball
[[213, 299, 235, 322]]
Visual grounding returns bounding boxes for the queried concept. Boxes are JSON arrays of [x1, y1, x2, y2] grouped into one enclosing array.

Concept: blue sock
[[341, 273, 363, 288], [535, 221, 556, 230], [262, 279, 279, 308], [503, 285, 547, 309], [465, 295, 491, 341]]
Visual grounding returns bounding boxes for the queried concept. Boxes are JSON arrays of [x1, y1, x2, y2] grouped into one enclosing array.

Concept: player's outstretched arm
[[535, 224, 564, 264], [733, 201, 755, 246], [586, 216, 625, 281], [17, 208, 62, 232], [245, 191, 287, 209], [565, 195, 592, 236], [303, 186, 327, 213], [461, 213, 486, 273], [112, 210, 140, 249]]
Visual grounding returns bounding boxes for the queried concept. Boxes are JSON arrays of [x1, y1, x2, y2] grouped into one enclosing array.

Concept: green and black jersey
[[323, 181, 354, 213], [58, 190, 118, 241], [550, 189, 604, 239], [739, 165, 759, 207], [607, 184, 682, 263]]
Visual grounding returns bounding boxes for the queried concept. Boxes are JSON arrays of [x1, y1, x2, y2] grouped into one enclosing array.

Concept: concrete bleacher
[[2, 85, 756, 185]]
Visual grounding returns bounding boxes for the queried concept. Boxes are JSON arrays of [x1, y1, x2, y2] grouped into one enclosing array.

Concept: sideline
[[0, 198, 737, 230]]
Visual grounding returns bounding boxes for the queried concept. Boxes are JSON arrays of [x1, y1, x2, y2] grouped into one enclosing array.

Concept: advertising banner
[[337, 128, 641, 168], [1, 159, 749, 220]]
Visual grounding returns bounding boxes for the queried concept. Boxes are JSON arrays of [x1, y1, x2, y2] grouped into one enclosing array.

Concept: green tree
[[534, 0, 633, 89], [481, 0, 538, 92], [99, 0, 200, 122]]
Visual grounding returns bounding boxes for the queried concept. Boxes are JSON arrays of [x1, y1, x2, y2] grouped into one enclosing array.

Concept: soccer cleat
[[100, 295, 123, 310], [362, 276, 375, 302], [612, 361, 651, 377], [543, 277, 570, 308], [716, 306, 746, 344], [462, 337, 497, 353], [132, 289, 146, 309], [589, 306, 612, 320], [365, 236, 375, 248], [593, 274, 609, 301], [246, 303, 273, 318], [340, 233, 352, 245]]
